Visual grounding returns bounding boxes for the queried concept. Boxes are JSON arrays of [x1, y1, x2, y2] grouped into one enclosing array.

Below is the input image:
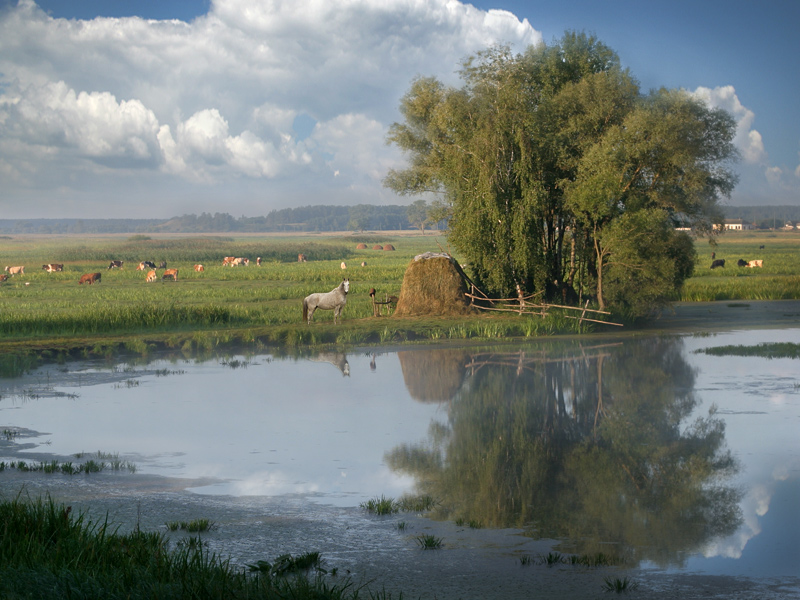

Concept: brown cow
[[146, 270, 157, 282], [746, 260, 763, 268], [256, 257, 262, 266], [298, 253, 307, 262], [4, 266, 24, 275], [222, 256, 235, 266], [42, 264, 64, 272], [79, 272, 101, 285], [230, 257, 249, 266], [161, 268, 178, 281], [194, 264, 204, 272], [0, 274, 8, 283]]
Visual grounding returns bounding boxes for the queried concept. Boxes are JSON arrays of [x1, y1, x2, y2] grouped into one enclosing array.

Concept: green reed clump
[[602, 576, 639, 593], [360, 495, 399, 515], [414, 534, 443, 550], [696, 342, 800, 359], [0, 496, 365, 600], [165, 519, 216, 533]]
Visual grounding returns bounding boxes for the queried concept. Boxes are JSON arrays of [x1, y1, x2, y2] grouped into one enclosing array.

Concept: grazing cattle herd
[[711, 257, 765, 269]]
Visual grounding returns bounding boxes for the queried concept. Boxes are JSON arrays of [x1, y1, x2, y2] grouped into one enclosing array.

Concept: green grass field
[[681, 230, 800, 300], [1, 230, 798, 357]]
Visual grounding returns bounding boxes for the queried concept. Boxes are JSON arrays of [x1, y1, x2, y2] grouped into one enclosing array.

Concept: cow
[[340, 261, 347, 270], [230, 257, 249, 266], [79, 272, 101, 285], [137, 261, 156, 271], [194, 264, 204, 272], [161, 268, 178, 281], [747, 260, 763, 268], [146, 270, 157, 282], [710, 259, 725, 269], [0, 274, 8, 283], [42, 264, 64, 272], [107, 260, 123, 270], [298, 253, 307, 263], [222, 256, 236, 266], [256, 257, 262, 266], [737, 259, 748, 267], [4, 266, 24, 275], [158, 261, 167, 269], [361, 261, 367, 267]]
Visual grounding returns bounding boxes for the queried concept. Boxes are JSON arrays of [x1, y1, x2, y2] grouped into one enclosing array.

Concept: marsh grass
[[165, 518, 216, 533], [602, 576, 639, 593], [414, 534, 443, 550], [360, 495, 399, 515], [1, 232, 797, 360], [517, 551, 626, 568], [0, 496, 369, 600], [696, 342, 800, 359]]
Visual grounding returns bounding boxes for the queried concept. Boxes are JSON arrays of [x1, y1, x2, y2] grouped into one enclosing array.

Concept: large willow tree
[[385, 32, 738, 316]]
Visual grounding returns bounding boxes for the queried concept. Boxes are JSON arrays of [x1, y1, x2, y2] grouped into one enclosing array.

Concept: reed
[[0, 495, 372, 599]]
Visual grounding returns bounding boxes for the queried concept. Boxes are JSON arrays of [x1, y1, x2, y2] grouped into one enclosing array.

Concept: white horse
[[303, 279, 349, 324]]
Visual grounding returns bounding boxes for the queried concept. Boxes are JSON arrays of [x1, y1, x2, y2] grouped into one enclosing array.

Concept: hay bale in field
[[394, 252, 475, 317], [372, 244, 383, 250], [383, 244, 395, 251], [356, 243, 368, 250]]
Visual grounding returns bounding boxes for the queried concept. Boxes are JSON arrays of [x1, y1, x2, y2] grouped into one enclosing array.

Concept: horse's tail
[[302, 298, 308, 323]]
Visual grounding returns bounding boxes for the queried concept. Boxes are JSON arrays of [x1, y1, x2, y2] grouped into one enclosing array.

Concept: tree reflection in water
[[389, 338, 742, 567]]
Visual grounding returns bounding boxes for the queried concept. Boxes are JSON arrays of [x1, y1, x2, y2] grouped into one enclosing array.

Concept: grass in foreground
[[0, 495, 395, 600]]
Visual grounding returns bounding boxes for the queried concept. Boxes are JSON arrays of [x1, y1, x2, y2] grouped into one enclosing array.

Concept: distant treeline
[[0, 205, 795, 235], [0, 204, 413, 234], [723, 205, 800, 229]]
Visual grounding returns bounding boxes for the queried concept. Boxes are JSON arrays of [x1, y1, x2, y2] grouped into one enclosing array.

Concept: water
[[1, 328, 798, 595]]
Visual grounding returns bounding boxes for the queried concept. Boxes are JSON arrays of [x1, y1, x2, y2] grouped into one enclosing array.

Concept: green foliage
[[414, 534, 443, 549], [0, 496, 369, 599], [696, 342, 800, 359], [386, 32, 738, 316]]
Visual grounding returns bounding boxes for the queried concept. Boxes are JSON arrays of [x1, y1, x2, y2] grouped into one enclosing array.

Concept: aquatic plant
[[602, 576, 639, 593], [360, 495, 399, 515], [414, 534, 443, 550]]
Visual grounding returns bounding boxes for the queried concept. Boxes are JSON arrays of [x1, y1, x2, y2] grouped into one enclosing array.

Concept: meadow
[[0, 230, 798, 358]]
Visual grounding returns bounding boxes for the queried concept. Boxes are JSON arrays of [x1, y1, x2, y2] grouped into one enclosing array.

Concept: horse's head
[[343, 278, 350, 294]]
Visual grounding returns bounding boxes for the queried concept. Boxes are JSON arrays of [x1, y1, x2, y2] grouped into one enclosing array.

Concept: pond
[[1, 323, 799, 599]]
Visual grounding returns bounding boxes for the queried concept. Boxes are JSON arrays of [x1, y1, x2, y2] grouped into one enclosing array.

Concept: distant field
[[0, 230, 798, 356], [682, 230, 800, 301]]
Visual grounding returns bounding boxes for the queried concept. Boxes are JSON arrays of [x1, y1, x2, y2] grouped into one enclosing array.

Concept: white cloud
[[1, 0, 542, 216], [692, 85, 766, 165], [692, 85, 800, 205]]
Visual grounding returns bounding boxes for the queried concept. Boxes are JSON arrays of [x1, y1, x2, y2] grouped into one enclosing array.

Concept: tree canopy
[[385, 32, 738, 316]]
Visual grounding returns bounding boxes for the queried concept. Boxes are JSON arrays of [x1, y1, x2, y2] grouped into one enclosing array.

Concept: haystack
[[393, 252, 475, 316], [372, 245, 383, 250], [356, 243, 367, 250], [382, 244, 396, 251]]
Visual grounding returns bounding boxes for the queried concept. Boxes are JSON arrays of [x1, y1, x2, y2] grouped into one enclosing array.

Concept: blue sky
[[0, 0, 797, 218]]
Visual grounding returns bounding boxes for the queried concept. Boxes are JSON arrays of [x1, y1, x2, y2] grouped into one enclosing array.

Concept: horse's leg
[[308, 305, 316, 323]]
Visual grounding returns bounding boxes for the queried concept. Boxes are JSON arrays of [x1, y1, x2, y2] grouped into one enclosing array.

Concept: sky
[[0, 0, 797, 219]]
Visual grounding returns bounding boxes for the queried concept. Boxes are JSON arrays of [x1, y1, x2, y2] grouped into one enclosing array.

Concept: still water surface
[[1, 328, 798, 583]]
